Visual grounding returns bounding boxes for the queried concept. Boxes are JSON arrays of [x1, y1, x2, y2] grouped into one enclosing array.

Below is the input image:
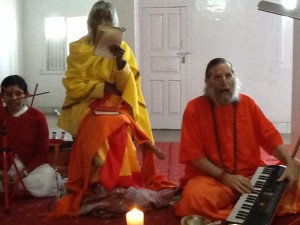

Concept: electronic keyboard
[[226, 165, 288, 225]]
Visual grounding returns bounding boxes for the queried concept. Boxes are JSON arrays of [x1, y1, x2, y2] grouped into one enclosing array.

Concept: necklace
[[210, 100, 238, 174]]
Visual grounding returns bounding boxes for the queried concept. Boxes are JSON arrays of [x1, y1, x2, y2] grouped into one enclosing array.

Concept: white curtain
[[0, 0, 23, 80]]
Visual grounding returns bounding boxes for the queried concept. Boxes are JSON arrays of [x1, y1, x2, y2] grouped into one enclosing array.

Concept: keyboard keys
[[226, 165, 287, 225]]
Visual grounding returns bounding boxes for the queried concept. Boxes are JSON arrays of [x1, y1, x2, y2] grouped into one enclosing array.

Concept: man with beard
[[174, 58, 300, 222]]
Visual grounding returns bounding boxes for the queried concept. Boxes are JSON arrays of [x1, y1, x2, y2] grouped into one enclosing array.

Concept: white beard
[[218, 90, 233, 105], [205, 77, 241, 105]]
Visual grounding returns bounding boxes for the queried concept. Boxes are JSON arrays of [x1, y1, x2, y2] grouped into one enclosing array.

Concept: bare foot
[[92, 154, 104, 168]]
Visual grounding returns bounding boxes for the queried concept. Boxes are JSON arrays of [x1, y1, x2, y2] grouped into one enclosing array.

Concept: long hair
[[87, 0, 119, 44]]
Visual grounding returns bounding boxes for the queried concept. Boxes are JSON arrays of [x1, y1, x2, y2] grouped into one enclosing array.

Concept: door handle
[[177, 52, 190, 63], [177, 51, 190, 56], [181, 56, 185, 63]]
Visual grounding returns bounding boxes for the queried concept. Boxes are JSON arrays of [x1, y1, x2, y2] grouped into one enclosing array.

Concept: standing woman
[[0, 75, 59, 197]]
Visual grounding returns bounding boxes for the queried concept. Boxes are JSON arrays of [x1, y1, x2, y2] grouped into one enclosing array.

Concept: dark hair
[[205, 58, 235, 79], [1, 75, 28, 94]]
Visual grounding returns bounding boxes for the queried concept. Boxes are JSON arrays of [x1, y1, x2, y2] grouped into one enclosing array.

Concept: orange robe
[[174, 94, 300, 221]]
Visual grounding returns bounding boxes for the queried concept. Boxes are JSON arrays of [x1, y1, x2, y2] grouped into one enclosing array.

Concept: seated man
[[174, 58, 300, 222], [0, 75, 60, 197], [48, 1, 177, 218]]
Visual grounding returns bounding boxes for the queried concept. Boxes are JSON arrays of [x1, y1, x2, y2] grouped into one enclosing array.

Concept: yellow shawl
[[57, 36, 153, 141]]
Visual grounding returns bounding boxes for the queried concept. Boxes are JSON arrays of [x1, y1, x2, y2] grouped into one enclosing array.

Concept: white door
[[141, 7, 189, 129]]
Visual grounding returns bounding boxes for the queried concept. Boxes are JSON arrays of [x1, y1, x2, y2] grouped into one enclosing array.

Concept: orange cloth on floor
[[174, 94, 300, 221]]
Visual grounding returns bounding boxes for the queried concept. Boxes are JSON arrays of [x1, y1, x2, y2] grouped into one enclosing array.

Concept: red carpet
[[0, 142, 299, 225]]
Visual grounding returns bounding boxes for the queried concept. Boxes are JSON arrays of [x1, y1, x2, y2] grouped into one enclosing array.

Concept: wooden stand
[[0, 131, 27, 212]]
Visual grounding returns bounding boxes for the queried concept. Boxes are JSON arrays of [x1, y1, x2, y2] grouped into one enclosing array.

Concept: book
[[93, 111, 120, 115], [93, 25, 126, 58]]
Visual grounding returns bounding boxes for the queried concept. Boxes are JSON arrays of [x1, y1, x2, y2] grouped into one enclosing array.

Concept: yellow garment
[[58, 36, 153, 141]]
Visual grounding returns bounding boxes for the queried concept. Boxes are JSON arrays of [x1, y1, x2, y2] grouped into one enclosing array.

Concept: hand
[[104, 82, 121, 96], [222, 173, 253, 194], [108, 44, 124, 58], [141, 142, 166, 160], [108, 45, 126, 70], [156, 150, 166, 160], [277, 161, 299, 189]]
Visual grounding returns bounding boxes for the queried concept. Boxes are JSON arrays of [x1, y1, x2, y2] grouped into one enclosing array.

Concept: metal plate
[[181, 215, 211, 225]]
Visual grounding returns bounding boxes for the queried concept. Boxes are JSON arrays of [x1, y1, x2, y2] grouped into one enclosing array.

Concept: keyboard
[[226, 165, 288, 225]]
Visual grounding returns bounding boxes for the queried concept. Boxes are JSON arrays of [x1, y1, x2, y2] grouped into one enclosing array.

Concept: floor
[[6, 114, 293, 225], [46, 113, 290, 144]]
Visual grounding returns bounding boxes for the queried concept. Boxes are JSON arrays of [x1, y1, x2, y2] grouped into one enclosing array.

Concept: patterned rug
[[0, 142, 299, 225]]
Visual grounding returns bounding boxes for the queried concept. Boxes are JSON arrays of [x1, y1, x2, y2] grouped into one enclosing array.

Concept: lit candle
[[126, 208, 144, 225]]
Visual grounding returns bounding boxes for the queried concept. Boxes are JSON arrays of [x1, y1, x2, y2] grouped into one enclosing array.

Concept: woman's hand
[[108, 45, 126, 70]]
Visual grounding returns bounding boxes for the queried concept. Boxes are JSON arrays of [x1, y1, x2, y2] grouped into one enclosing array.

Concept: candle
[[126, 208, 144, 225]]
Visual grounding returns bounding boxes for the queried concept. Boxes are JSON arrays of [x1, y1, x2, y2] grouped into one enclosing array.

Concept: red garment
[[0, 107, 49, 172]]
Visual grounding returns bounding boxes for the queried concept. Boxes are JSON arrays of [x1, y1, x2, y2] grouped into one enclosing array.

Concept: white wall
[[139, 0, 292, 133], [21, 0, 292, 133], [22, 0, 135, 113], [0, 0, 24, 79]]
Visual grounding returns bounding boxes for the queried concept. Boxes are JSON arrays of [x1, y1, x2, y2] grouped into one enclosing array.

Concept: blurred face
[[205, 62, 236, 105], [90, 9, 114, 43], [2, 85, 27, 114], [92, 9, 113, 30]]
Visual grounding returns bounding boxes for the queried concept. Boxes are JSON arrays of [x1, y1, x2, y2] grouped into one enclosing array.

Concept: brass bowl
[[181, 215, 212, 225]]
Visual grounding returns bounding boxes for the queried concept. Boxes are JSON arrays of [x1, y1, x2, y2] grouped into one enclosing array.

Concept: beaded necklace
[[210, 99, 238, 174]]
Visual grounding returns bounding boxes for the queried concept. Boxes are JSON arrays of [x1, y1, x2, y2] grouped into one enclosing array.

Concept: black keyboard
[[226, 165, 288, 225]]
